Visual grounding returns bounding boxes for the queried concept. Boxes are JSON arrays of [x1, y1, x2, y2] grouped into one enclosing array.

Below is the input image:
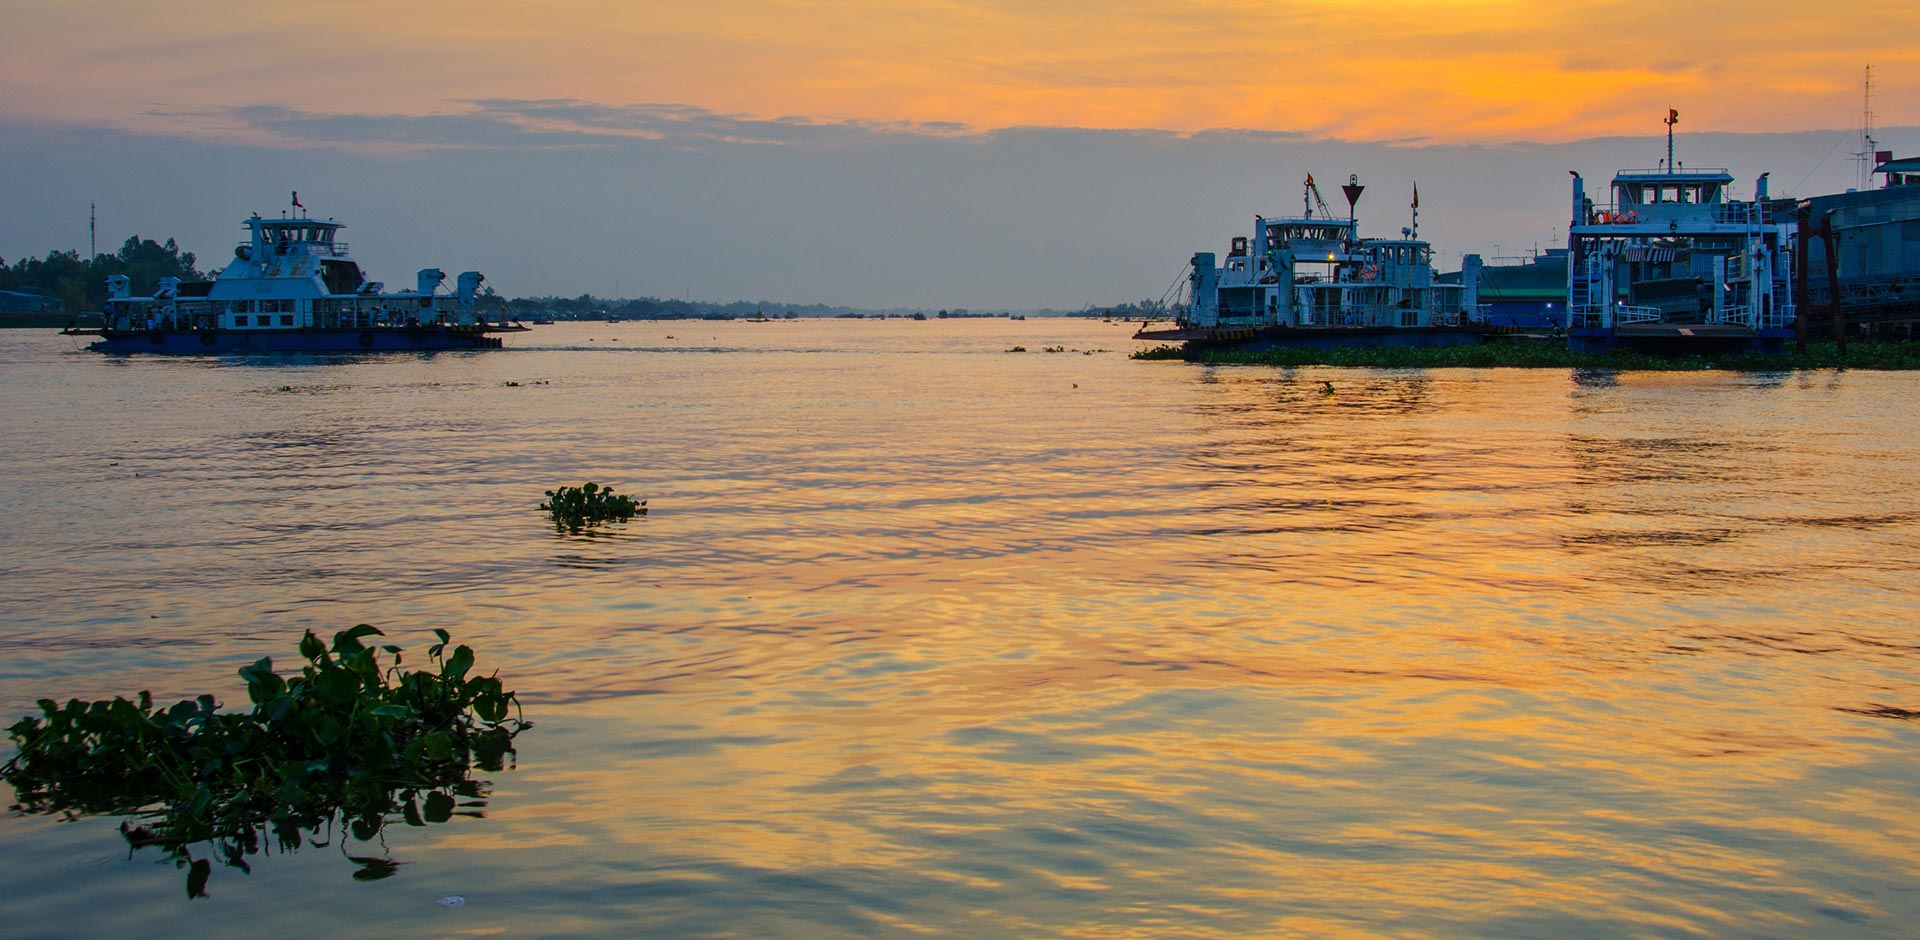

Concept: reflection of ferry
[[1136, 174, 1487, 350], [66, 199, 525, 354]]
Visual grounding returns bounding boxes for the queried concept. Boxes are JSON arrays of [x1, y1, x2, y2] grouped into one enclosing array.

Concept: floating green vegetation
[[1131, 339, 1920, 372], [1, 626, 528, 896], [1131, 344, 1185, 361], [541, 482, 647, 532]]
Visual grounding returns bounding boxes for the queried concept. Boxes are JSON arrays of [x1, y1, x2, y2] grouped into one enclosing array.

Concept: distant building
[[1799, 157, 1920, 335], [1436, 249, 1567, 328], [0, 289, 56, 313]]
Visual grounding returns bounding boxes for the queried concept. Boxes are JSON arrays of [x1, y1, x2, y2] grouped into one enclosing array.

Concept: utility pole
[[90, 202, 96, 260], [1821, 212, 1845, 358]]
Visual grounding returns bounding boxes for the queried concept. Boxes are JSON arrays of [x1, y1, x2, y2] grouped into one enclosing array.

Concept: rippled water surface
[[4, 320, 1920, 938]]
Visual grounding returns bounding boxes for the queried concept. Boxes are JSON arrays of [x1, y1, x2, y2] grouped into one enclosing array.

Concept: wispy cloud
[[185, 100, 988, 152], [186, 99, 1322, 154]]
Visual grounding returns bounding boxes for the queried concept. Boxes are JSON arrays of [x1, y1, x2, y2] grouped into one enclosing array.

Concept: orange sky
[[3, 0, 1916, 145]]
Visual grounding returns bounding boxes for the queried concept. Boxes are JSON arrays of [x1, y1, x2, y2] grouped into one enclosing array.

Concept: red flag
[[1412, 182, 1419, 209], [1666, 108, 1679, 125], [291, 190, 303, 209], [1305, 173, 1315, 187]]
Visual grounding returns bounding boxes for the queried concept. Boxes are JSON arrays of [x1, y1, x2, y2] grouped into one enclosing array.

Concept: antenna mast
[[1664, 107, 1679, 169], [1854, 64, 1878, 189], [89, 202, 96, 260]]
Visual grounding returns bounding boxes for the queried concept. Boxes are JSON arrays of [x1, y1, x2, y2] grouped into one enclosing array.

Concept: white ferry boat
[[1136, 174, 1487, 350], [65, 198, 526, 354], [1563, 113, 1796, 353]]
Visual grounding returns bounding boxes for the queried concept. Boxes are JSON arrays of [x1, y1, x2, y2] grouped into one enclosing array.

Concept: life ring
[[199, 331, 217, 347], [357, 330, 375, 348]]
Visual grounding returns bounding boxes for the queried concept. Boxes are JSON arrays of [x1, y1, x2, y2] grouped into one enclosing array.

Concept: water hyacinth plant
[[1132, 338, 1920, 371], [1, 626, 528, 896], [541, 482, 647, 531]]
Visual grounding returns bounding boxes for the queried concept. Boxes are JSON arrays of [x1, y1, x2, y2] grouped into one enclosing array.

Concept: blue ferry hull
[[1567, 325, 1793, 356], [84, 326, 515, 354]]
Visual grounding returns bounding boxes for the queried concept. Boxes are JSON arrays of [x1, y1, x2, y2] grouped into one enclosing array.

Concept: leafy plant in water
[[1, 626, 528, 897], [541, 481, 647, 532]]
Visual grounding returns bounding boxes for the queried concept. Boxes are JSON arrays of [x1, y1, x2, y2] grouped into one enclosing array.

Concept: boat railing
[[1713, 303, 1793, 330], [1293, 305, 1436, 328], [1578, 203, 1769, 227], [246, 242, 350, 257], [1567, 304, 1663, 328], [1569, 304, 1606, 328], [1613, 167, 1732, 178]]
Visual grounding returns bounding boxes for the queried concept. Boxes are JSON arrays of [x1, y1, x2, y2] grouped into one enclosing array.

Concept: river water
[[2, 320, 1919, 939]]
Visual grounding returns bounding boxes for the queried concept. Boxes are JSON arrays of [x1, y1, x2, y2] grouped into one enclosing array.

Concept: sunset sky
[[3, 1, 1916, 306]]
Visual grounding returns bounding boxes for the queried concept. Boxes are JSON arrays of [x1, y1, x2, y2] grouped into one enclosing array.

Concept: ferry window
[[280, 315, 294, 326], [234, 315, 249, 326]]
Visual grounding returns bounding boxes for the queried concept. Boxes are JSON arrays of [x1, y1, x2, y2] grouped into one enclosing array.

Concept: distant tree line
[[507, 293, 987, 320], [1102, 299, 1170, 319], [504, 294, 1171, 320], [0, 237, 205, 313], [0, 234, 1162, 319]]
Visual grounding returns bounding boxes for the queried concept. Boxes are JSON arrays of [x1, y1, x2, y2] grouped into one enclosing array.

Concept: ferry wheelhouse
[[1140, 175, 1486, 350], [70, 203, 525, 354]]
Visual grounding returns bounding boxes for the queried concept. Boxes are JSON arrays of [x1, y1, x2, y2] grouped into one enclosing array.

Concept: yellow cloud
[[2, 0, 1915, 142]]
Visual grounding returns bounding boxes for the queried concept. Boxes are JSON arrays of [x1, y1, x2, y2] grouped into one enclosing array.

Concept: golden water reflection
[[3, 323, 1920, 937]]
